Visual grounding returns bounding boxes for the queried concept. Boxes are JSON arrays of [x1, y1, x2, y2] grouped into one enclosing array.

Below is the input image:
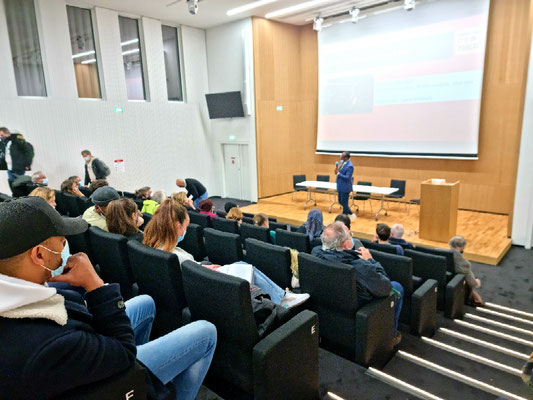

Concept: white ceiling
[[68, 0, 398, 29]]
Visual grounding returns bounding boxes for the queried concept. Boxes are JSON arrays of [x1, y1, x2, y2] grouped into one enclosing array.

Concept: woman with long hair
[[172, 191, 195, 211], [106, 198, 144, 242], [61, 178, 85, 197], [226, 207, 243, 226], [143, 199, 194, 264]]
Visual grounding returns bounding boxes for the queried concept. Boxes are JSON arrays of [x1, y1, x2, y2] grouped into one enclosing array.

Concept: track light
[[349, 7, 360, 23], [187, 0, 198, 15], [313, 16, 324, 31], [404, 0, 415, 11]]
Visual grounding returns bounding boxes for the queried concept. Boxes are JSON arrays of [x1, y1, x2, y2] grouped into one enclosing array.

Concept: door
[[223, 144, 243, 199]]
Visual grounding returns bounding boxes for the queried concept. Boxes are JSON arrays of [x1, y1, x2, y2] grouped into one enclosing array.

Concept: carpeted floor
[[208, 197, 255, 212]]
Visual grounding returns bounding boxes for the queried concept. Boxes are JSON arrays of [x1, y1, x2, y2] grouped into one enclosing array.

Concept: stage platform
[[240, 192, 512, 266]]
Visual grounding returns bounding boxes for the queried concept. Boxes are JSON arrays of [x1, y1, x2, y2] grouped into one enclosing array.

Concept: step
[[394, 333, 531, 398], [484, 302, 533, 319], [366, 368, 444, 400], [464, 313, 533, 337]]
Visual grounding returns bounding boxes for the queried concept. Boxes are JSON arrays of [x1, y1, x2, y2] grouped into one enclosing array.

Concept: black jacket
[[0, 134, 34, 172], [84, 157, 110, 185], [0, 284, 170, 400], [311, 247, 392, 307], [185, 178, 207, 200]]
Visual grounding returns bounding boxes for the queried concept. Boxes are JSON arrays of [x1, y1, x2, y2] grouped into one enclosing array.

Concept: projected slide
[[316, 0, 490, 158]]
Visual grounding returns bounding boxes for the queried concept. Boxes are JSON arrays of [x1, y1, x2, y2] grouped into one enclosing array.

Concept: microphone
[[335, 161, 339, 167]]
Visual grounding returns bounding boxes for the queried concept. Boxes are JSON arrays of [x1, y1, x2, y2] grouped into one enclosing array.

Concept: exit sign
[[114, 107, 123, 113], [276, 105, 283, 111]]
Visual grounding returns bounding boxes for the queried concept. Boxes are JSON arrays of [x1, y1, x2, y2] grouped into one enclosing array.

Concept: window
[[162, 25, 183, 101], [4, 0, 47, 96], [118, 16, 145, 100], [66, 6, 101, 99]]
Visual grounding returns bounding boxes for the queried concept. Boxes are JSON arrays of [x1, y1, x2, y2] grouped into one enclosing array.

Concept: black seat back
[[245, 238, 292, 289], [122, 191, 136, 198], [181, 260, 259, 392], [405, 249, 447, 307], [414, 245, 455, 273], [269, 221, 288, 231], [178, 223, 206, 261], [66, 230, 95, 264], [316, 175, 329, 182], [354, 181, 372, 199], [88, 227, 135, 300], [216, 210, 227, 218], [0, 193, 12, 202], [389, 179, 406, 197], [54, 190, 68, 216], [360, 239, 398, 255], [293, 174, 306, 191], [77, 196, 93, 214], [369, 249, 413, 296], [275, 229, 311, 253], [242, 216, 254, 225], [127, 240, 186, 339], [240, 223, 270, 244], [62, 192, 81, 217], [212, 216, 240, 234], [140, 212, 152, 231], [204, 228, 243, 265], [188, 211, 212, 228]]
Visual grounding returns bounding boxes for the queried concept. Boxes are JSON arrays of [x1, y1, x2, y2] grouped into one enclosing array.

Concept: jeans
[[193, 191, 209, 209], [338, 191, 352, 215], [253, 268, 285, 304], [390, 281, 404, 336], [125, 295, 217, 400]]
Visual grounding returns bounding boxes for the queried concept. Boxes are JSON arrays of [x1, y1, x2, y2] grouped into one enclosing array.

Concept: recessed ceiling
[[68, 0, 397, 29]]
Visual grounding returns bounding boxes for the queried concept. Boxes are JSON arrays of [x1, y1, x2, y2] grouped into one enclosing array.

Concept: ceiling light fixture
[[81, 59, 97, 64], [121, 49, 140, 56], [404, 0, 415, 11], [265, 0, 331, 19], [72, 50, 95, 59], [227, 0, 278, 16], [120, 38, 139, 47], [349, 7, 360, 23], [313, 16, 324, 31]]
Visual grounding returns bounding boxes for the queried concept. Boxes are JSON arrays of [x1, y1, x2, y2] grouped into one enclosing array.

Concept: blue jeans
[[253, 268, 285, 304], [338, 191, 352, 215], [125, 295, 217, 400], [193, 191, 209, 209], [391, 281, 404, 336]]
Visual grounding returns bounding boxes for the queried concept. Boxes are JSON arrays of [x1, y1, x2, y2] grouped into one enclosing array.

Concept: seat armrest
[[355, 294, 395, 368], [253, 310, 319, 400], [181, 307, 192, 325], [410, 279, 438, 336], [445, 273, 465, 319]]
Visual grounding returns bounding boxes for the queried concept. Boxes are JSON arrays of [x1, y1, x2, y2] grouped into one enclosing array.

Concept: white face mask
[[38, 245, 66, 277]]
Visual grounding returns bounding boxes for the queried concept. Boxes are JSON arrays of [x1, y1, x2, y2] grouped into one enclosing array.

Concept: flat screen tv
[[205, 91, 245, 119]]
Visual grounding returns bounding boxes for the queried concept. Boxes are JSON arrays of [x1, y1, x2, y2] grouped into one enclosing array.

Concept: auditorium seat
[[127, 240, 187, 339], [77, 196, 92, 214], [369, 250, 438, 336], [240, 223, 270, 245], [360, 238, 398, 255], [62, 192, 81, 217], [404, 249, 465, 319], [292, 174, 307, 200], [212, 216, 240, 234], [243, 212, 254, 218], [351, 181, 373, 212], [122, 191, 136, 199], [188, 210, 212, 228], [245, 238, 293, 289], [386, 179, 406, 210], [54, 190, 69, 216], [242, 215, 254, 225], [275, 229, 311, 253], [88, 227, 137, 300], [298, 253, 395, 367], [181, 260, 319, 399], [0, 192, 12, 202], [204, 228, 243, 265], [268, 221, 287, 231], [178, 223, 206, 262], [66, 230, 95, 265], [141, 212, 151, 231], [215, 210, 227, 218]]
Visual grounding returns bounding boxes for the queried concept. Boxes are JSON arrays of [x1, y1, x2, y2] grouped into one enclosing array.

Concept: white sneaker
[[280, 290, 310, 309], [349, 214, 357, 221]]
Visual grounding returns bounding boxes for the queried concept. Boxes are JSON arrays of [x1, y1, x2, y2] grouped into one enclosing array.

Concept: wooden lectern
[[419, 180, 460, 242]]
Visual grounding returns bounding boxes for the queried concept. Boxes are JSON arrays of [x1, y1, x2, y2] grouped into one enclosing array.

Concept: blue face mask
[[351, 237, 356, 250], [84, 156, 90, 162], [177, 230, 187, 244], [41, 178, 48, 186], [38, 244, 67, 277]]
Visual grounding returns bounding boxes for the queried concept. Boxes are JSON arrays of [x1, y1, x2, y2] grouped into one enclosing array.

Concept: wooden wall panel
[[253, 0, 533, 216]]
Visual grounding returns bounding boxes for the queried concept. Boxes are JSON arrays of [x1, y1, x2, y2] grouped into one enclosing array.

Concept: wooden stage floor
[[240, 192, 511, 266]]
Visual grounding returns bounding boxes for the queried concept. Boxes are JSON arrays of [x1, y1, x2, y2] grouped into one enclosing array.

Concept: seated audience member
[[335, 213, 363, 249], [253, 213, 276, 244], [226, 207, 243, 226], [374, 223, 404, 255], [88, 179, 108, 193], [61, 178, 85, 197], [449, 235, 484, 306], [172, 191, 195, 211], [198, 199, 216, 220], [312, 222, 403, 344], [224, 201, 238, 213], [143, 199, 196, 264], [69, 175, 91, 196], [107, 198, 145, 242], [176, 177, 208, 209], [389, 224, 415, 250], [135, 186, 152, 199], [11, 170, 47, 197], [297, 208, 324, 249], [0, 197, 216, 400], [82, 186, 120, 231], [142, 190, 165, 215]]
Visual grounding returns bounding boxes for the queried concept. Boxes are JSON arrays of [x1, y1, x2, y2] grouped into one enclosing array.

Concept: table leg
[[375, 194, 389, 220], [304, 188, 315, 210], [329, 192, 339, 213]]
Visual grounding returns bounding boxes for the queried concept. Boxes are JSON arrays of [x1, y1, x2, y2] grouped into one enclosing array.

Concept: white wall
[[205, 18, 258, 201], [511, 30, 533, 249], [0, 0, 220, 197]]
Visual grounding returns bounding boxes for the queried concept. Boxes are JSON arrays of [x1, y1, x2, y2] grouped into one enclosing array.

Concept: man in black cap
[[0, 197, 216, 399], [81, 186, 120, 231]]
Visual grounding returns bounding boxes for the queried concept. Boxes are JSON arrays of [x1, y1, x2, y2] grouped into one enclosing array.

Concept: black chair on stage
[[127, 240, 187, 339], [204, 228, 243, 265], [369, 250, 438, 336], [275, 229, 311, 253], [240, 223, 271, 245], [181, 261, 319, 399], [245, 238, 293, 289], [298, 253, 395, 367], [212, 216, 240, 234], [178, 223, 206, 262], [351, 181, 373, 213], [292, 174, 307, 201], [386, 179, 406, 210]]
